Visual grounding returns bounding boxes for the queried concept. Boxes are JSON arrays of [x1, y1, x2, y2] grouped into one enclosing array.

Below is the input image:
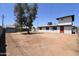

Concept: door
[[60, 26, 64, 33]]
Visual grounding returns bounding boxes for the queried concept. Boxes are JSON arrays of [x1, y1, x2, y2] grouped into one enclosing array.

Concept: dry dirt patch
[[7, 32, 78, 55]]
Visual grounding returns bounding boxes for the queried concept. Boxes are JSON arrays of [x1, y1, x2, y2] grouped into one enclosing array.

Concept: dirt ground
[[6, 32, 79, 56]]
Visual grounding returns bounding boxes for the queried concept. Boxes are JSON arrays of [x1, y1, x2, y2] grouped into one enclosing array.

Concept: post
[[2, 14, 4, 28]]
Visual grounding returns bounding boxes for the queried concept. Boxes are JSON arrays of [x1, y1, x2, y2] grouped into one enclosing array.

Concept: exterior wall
[[42, 27, 46, 30], [38, 30, 52, 32], [58, 17, 73, 25], [57, 26, 72, 34], [56, 26, 60, 33], [64, 26, 72, 34], [49, 27, 51, 30], [38, 26, 59, 33], [38, 30, 58, 33], [38, 27, 52, 30], [37, 26, 72, 34], [58, 17, 72, 23], [6, 28, 16, 33]]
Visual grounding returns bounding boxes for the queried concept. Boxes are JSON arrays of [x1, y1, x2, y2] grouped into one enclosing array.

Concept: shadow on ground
[[0, 29, 6, 56], [21, 32, 44, 35]]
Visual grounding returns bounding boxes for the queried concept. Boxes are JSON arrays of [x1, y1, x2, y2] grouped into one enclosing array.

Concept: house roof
[[56, 15, 74, 22], [38, 25, 58, 28], [38, 24, 72, 28]]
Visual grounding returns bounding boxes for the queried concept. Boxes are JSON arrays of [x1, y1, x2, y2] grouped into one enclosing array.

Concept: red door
[[60, 26, 64, 33]]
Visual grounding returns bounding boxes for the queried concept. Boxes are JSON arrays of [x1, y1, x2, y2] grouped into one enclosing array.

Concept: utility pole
[[2, 14, 4, 28]]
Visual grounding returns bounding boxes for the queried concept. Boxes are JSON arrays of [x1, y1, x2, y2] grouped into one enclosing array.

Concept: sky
[[0, 3, 79, 27]]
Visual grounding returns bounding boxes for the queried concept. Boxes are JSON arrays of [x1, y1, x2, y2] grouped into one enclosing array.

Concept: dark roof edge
[[56, 15, 75, 21]]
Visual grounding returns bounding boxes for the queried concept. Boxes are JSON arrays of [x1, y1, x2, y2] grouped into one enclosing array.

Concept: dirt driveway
[[6, 32, 79, 56]]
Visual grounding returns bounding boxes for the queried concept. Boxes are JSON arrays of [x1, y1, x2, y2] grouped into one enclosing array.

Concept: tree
[[14, 3, 38, 34], [14, 3, 25, 31], [23, 3, 38, 34]]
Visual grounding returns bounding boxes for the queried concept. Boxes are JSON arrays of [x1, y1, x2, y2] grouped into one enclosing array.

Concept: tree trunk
[[27, 27, 30, 34], [27, 29, 30, 34], [20, 26, 22, 32]]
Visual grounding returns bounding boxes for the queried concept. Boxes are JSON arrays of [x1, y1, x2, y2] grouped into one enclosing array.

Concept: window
[[46, 27, 49, 30], [61, 18, 63, 20], [52, 26, 57, 30], [39, 27, 42, 30]]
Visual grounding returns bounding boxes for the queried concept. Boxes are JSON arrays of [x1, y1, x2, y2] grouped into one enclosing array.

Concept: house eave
[[56, 15, 74, 22]]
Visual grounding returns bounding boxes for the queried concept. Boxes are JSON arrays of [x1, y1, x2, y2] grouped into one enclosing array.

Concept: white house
[[37, 15, 75, 34]]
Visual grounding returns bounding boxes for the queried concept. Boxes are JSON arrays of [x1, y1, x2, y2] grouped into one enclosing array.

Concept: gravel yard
[[6, 32, 79, 56]]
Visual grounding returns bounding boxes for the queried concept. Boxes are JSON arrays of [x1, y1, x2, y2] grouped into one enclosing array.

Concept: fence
[[0, 29, 6, 56]]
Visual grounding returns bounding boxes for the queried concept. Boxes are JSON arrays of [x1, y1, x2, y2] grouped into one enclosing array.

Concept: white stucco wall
[[38, 30, 59, 33], [58, 17, 72, 23], [56, 26, 72, 34], [42, 27, 46, 30], [37, 26, 72, 34], [64, 26, 72, 34], [56, 26, 60, 33], [37, 26, 59, 33], [58, 17, 73, 26]]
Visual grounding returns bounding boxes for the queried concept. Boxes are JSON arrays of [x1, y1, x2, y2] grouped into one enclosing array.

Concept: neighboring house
[[6, 25, 16, 33], [6, 25, 36, 32], [37, 15, 75, 34], [6, 25, 27, 32]]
